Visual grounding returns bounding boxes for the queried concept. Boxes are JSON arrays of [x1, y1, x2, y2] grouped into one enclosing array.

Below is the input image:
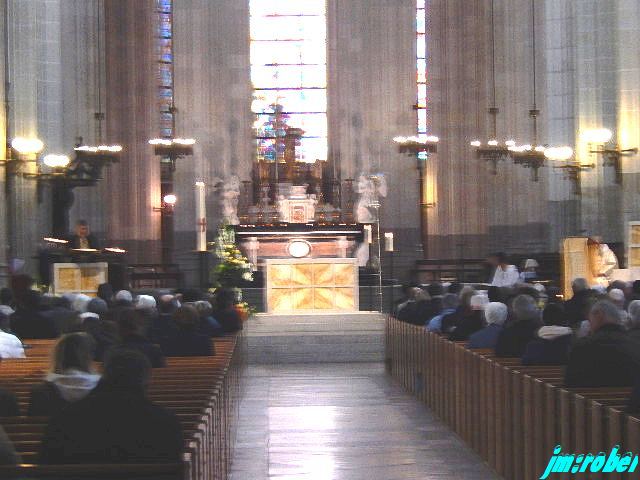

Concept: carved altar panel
[[52, 262, 108, 296], [265, 258, 358, 313]]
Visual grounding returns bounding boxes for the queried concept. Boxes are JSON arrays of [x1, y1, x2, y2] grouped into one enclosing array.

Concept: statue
[[354, 173, 387, 223], [221, 175, 241, 225]]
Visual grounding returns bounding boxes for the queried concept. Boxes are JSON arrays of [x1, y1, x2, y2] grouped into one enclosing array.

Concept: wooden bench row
[[0, 332, 247, 480], [385, 317, 640, 480]]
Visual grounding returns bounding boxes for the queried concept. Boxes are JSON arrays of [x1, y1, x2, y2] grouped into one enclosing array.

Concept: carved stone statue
[[354, 173, 387, 223], [221, 175, 241, 225]]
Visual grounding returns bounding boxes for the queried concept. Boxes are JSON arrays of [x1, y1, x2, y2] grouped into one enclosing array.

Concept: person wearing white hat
[[519, 258, 539, 283]]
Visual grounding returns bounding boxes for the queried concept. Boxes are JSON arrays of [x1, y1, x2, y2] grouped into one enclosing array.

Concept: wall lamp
[[154, 193, 177, 213], [584, 128, 638, 185], [545, 146, 593, 195]]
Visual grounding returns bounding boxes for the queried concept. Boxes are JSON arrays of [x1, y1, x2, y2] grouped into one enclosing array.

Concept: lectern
[[561, 237, 599, 299]]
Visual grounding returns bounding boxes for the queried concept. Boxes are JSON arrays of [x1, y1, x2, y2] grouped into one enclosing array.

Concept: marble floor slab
[[230, 363, 498, 480]]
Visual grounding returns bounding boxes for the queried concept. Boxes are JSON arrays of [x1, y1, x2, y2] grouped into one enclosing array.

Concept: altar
[[265, 258, 358, 313]]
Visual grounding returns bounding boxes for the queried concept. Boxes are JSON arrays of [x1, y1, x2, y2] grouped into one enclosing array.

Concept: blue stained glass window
[[156, 0, 173, 138], [250, 0, 327, 163]]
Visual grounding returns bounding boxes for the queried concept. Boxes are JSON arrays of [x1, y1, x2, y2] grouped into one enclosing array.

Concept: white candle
[[384, 232, 394, 252], [364, 224, 372, 244], [195, 182, 207, 251]]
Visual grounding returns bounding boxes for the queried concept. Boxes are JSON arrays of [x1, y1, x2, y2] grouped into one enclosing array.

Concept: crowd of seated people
[[396, 273, 640, 391], [0, 276, 247, 465]]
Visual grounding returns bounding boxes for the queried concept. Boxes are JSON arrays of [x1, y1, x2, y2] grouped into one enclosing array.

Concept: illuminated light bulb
[[43, 154, 71, 169], [173, 138, 196, 145], [470, 140, 482, 147], [534, 145, 546, 152], [11, 137, 44, 155], [195, 181, 205, 187], [544, 146, 574, 161], [582, 128, 613, 144], [425, 135, 439, 143], [505, 140, 516, 147], [487, 139, 498, 146], [163, 194, 177, 205], [149, 138, 172, 145], [522, 144, 532, 151]]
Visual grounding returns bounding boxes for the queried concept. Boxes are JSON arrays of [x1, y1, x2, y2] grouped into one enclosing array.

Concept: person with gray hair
[[467, 302, 508, 349], [564, 277, 596, 328], [565, 300, 640, 387], [494, 294, 542, 357], [628, 300, 640, 331]]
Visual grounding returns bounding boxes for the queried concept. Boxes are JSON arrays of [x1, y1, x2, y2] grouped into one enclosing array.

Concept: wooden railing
[[0, 332, 246, 480], [385, 317, 640, 480]]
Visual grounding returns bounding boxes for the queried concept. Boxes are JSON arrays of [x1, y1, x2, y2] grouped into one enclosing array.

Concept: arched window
[[250, 0, 327, 164]]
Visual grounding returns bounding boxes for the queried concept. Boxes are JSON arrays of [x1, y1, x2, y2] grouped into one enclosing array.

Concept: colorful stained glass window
[[416, 0, 428, 160], [156, 0, 173, 139], [250, 0, 328, 163]]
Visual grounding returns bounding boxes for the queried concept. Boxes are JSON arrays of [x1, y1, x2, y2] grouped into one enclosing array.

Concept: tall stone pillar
[[5, 0, 43, 277], [104, 0, 161, 262], [0, 0, 7, 285]]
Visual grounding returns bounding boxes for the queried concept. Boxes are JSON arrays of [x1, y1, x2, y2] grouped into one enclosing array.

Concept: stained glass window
[[416, 0, 428, 160], [250, 0, 328, 164], [156, 0, 173, 139]]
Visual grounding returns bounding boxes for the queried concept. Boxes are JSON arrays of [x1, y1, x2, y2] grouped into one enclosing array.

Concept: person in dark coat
[[449, 294, 486, 341], [521, 303, 573, 365], [441, 287, 476, 335], [495, 294, 541, 357], [397, 288, 432, 326], [211, 289, 243, 333], [564, 278, 596, 328], [39, 348, 183, 464], [161, 305, 214, 357], [28, 333, 100, 417], [467, 302, 508, 349], [67, 220, 99, 250], [115, 309, 166, 368], [10, 289, 59, 339], [0, 387, 20, 417], [565, 300, 640, 387]]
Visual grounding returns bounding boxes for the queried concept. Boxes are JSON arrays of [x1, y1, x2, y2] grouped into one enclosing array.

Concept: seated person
[[564, 278, 596, 329], [28, 333, 100, 417], [628, 300, 640, 338], [193, 300, 223, 337], [565, 300, 640, 387], [521, 303, 573, 365], [426, 294, 459, 333], [96, 283, 114, 307], [81, 298, 118, 361], [39, 348, 183, 464], [0, 387, 20, 417], [0, 312, 25, 359], [116, 309, 166, 368], [397, 288, 432, 326], [467, 302, 508, 349], [10, 289, 59, 339], [441, 287, 476, 335], [448, 294, 487, 341], [161, 305, 214, 357], [150, 294, 179, 344], [0, 425, 20, 465], [495, 294, 541, 357], [211, 289, 243, 333]]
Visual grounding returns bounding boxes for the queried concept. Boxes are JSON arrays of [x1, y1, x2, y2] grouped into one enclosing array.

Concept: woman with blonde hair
[[28, 332, 100, 416]]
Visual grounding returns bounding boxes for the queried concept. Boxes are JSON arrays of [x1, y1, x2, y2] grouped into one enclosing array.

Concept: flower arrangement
[[211, 225, 254, 288]]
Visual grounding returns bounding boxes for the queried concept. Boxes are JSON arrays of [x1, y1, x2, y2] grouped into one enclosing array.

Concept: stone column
[[328, 0, 418, 271], [0, 0, 7, 285], [172, 0, 253, 264], [104, 0, 161, 262]]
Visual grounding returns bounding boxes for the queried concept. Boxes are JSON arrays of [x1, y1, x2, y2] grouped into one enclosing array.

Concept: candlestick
[[384, 232, 394, 252], [364, 224, 372, 244], [195, 181, 207, 251]]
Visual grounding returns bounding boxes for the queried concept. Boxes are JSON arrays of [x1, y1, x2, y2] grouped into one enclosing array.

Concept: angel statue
[[354, 173, 387, 223], [220, 175, 241, 225]]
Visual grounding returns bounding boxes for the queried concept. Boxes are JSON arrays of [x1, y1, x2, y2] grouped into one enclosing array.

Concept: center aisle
[[230, 363, 498, 480]]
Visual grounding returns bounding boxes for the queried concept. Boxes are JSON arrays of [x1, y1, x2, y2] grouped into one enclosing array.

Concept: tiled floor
[[230, 363, 498, 480]]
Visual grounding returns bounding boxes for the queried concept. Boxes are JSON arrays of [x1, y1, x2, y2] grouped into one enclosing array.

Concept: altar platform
[[245, 311, 385, 364]]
